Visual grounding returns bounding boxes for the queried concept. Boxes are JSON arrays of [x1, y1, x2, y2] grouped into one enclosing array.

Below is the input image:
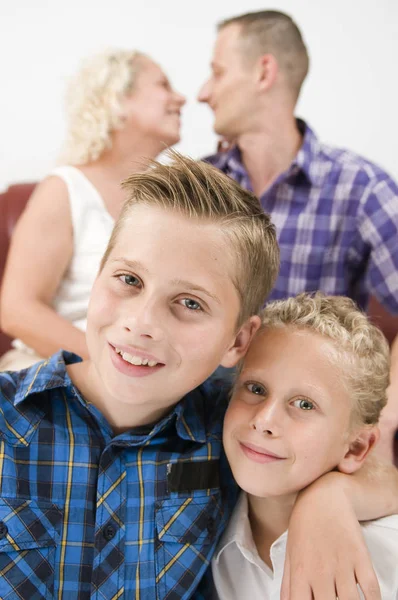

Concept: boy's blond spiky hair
[[101, 151, 280, 325], [259, 292, 390, 425]]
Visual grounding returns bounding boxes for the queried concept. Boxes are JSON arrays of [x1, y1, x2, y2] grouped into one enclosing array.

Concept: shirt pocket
[[0, 497, 62, 600], [154, 493, 226, 600]]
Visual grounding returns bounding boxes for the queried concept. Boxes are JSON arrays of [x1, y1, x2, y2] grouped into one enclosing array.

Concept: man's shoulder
[[315, 137, 395, 186]]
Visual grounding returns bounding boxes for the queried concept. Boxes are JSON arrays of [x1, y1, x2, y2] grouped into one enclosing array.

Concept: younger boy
[[213, 292, 398, 599], [0, 155, 396, 600]]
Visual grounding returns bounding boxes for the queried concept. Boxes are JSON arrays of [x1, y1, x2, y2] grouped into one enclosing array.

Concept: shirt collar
[[13, 350, 82, 406], [217, 118, 324, 189], [12, 351, 223, 446], [214, 492, 288, 571], [214, 493, 255, 562], [173, 385, 221, 444], [292, 118, 324, 187], [14, 350, 82, 406], [0, 351, 81, 447]]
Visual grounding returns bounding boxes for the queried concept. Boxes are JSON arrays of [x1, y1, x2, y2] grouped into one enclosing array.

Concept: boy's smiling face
[[85, 204, 259, 424], [223, 326, 363, 500]]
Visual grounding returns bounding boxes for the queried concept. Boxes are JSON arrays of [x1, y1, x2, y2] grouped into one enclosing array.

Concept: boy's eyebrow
[[171, 279, 221, 304], [109, 258, 149, 273]]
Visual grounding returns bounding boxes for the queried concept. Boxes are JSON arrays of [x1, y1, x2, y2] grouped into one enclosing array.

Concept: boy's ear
[[220, 315, 261, 368], [337, 426, 380, 474]]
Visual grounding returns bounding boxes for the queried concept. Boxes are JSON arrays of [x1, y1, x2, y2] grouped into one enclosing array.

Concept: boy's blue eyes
[[121, 274, 141, 287], [181, 299, 201, 311], [117, 275, 203, 311]]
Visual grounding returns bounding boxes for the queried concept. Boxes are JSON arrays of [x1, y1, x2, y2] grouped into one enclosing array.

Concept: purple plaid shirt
[[205, 120, 398, 313]]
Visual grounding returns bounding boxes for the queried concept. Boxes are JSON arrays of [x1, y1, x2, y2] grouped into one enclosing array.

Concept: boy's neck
[[248, 493, 297, 569], [67, 361, 177, 435]]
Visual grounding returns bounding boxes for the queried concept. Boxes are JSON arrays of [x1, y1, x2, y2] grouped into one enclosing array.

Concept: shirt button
[[103, 525, 116, 541], [0, 522, 8, 539]]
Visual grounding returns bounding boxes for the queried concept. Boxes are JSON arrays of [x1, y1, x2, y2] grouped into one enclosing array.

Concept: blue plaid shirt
[[206, 120, 398, 313], [0, 352, 237, 599]]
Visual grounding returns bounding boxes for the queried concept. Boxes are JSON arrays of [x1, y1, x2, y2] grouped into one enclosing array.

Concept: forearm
[[309, 457, 398, 521], [286, 464, 385, 599], [2, 300, 89, 360]]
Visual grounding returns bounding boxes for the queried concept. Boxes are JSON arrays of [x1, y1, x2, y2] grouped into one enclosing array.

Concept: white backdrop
[[1, 0, 397, 191]]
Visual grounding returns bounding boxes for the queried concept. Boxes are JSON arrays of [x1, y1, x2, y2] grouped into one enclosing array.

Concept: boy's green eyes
[[245, 382, 316, 411], [292, 398, 315, 411], [246, 382, 266, 396]]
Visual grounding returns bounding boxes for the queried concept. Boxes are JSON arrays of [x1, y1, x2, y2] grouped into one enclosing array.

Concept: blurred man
[[198, 10, 398, 461]]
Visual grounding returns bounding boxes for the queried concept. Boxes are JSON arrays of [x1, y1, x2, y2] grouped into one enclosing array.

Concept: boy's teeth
[[115, 348, 158, 367]]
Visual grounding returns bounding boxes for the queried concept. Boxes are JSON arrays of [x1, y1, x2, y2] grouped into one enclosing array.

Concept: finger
[[280, 560, 312, 600], [335, 572, 361, 600], [280, 554, 290, 600], [309, 577, 340, 600], [355, 566, 381, 600], [285, 581, 313, 600]]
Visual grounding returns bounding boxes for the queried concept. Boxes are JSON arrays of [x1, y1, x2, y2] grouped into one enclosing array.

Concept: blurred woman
[[0, 49, 185, 370]]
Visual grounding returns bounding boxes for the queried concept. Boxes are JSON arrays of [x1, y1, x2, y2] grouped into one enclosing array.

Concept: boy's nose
[[250, 402, 282, 436], [123, 299, 165, 342]]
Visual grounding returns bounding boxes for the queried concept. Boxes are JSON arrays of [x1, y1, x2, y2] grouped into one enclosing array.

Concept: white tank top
[[13, 166, 114, 353]]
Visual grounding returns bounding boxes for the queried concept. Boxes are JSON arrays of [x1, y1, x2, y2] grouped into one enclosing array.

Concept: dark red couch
[[0, 183, 36, 355]]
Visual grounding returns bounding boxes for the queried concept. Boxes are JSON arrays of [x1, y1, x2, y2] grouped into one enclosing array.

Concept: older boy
[[213, 293, 398, 599], [0, 155, 396, 599]]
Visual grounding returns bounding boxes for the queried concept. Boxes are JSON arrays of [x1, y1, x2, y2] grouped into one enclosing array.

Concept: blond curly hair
[[60, 49, 145, 165], [259, 292, 390, 426]]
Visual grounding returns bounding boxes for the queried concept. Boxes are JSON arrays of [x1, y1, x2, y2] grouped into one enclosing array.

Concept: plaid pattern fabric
[[206, 119, 398, 313], [0, 352, 237, 599]]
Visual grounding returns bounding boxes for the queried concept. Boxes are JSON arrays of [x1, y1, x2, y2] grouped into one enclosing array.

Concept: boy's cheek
[[88, 289, 119, 326], [224, 398, 248, 432]]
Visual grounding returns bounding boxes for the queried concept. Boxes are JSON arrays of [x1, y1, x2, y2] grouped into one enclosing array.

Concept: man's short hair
[[258, 292, 390, 426], [101, 151, 280, 326], [219, 10, 309, 101]]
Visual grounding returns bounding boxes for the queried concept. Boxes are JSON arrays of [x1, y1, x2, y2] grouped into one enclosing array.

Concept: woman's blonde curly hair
[[60, 49, 145, 165]]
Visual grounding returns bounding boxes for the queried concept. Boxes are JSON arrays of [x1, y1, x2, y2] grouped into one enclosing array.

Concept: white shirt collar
[[214, 492, 287, 575]]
